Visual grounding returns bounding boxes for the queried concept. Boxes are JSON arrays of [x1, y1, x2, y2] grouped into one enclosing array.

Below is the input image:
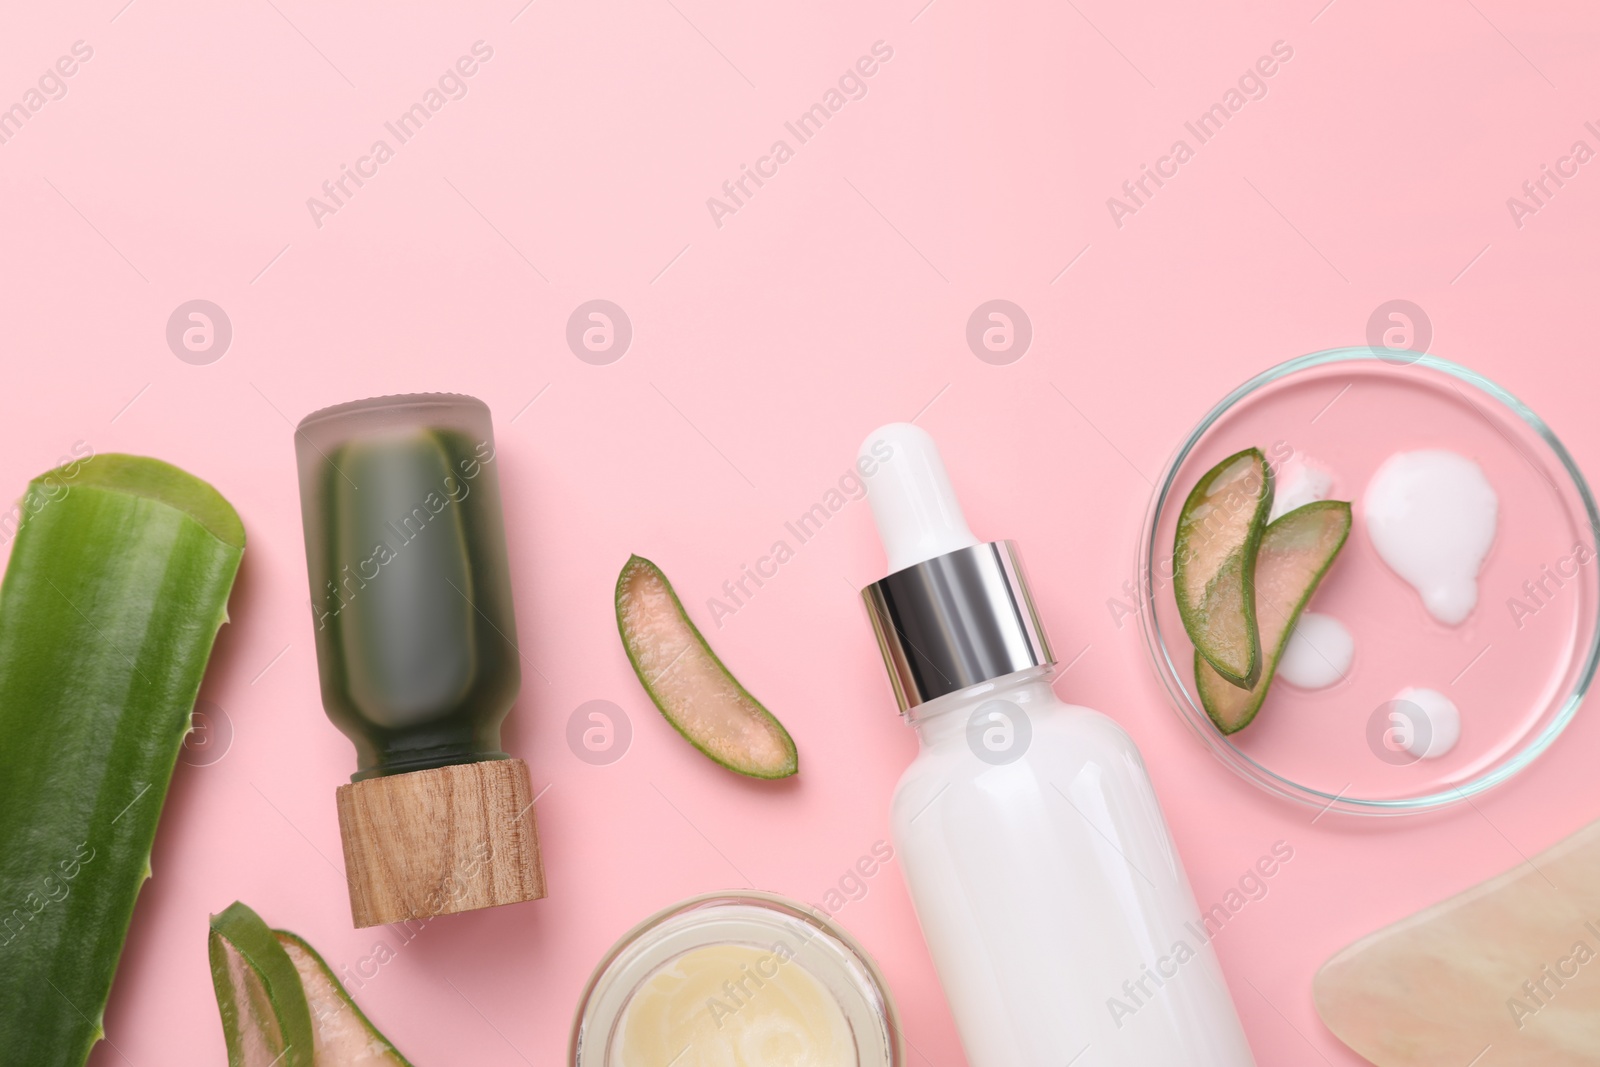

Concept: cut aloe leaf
[[210, 903, 315, 1067], [210, 902, 414, 1066], [0, 455, 244, 1067], [1196, 501, 1352, 734], [615, 555, 797, 779], [1174, 448, 1274, 688], [276, 931, 413, 1065]]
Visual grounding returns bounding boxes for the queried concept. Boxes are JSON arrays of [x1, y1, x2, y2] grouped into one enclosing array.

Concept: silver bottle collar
[[861, 541, 1055, 713]]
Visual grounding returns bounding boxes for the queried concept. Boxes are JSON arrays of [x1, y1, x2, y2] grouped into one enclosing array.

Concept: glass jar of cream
[[570, 892, 903, 1067]]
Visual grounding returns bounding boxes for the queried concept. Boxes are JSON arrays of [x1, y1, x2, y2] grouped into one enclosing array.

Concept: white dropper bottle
[[859, 423, 1257, 1067]]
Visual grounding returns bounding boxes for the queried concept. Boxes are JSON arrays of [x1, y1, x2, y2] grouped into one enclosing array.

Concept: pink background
[[2, 1, 1598, 1063]]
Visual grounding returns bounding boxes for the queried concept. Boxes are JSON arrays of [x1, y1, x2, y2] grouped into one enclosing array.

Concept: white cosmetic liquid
[[1364, 450, 1498, 625], [1393, 687, 1461, 759], [1268, 456, 1333, 522], [861, 423, 1256, 1067], [1277, 613, 1353, 689]]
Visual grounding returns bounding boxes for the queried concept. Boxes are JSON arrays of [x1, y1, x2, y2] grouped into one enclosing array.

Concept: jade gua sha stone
[[1315, 818, 1600, 1065], [295, 393, 545, 928]]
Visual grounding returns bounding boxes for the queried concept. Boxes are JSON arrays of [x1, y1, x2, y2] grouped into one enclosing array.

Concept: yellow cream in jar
[[615, 942, 856, 1067]]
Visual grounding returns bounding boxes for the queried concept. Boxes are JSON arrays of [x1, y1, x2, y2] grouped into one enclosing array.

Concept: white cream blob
[[1269, 455, 1334, 522], [1276, 612, 1353, 689], [1363, 450, 1498, 625], [1393, 687, 1461, 759]]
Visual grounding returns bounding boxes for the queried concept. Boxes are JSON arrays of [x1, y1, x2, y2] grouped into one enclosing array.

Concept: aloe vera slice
[[0, 455, 244, 1067], [1174, 448, 1274, 688], [210, 902, 414, 1066], [615, 555, 798, 779], [276, 931, 414, 1065], [210, 903, 315, 1067], [1196, 501, 1352, 734]]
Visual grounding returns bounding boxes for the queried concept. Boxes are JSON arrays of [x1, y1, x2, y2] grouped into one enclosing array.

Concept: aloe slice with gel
[[615, 555, 797, 779], [210, 901, 414, 1066], [1174, 447, 1274, 688], [1196, 501, 1352, 734], [276, 931, 415, 1065], [0, 455, 244, 1067], [210, 903, 316, 1067]]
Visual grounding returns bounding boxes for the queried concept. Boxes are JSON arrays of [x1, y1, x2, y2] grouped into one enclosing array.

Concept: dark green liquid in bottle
[[297, 397, 520, 780]]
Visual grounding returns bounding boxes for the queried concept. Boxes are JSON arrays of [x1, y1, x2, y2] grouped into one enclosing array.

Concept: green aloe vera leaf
[[275, 931, 414, 1064], [0, 455, 244, 1067], [1174, 447, 1274, 689], [1196, 501, 1352, 734], [210, 903, 316, 1067], [615, 555, 798, 779]]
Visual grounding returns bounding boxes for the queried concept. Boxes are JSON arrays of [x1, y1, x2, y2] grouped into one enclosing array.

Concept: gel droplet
[[1277, 612, 1353, 689], [1395, 686, 1461, 759], [1363, 450, 1498, 625], [1268, 456, 1334, 522]]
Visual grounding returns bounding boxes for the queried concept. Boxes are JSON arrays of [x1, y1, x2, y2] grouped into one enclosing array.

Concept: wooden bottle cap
[[335, 757, 546, 928]]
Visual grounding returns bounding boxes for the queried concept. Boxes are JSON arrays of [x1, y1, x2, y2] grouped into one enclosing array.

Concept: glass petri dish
[[570, 891, 904, 1067], [1138, 348, 1600, 815]]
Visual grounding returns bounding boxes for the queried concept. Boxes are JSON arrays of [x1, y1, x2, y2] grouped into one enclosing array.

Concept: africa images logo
[[705, 41, 895, 229], [1105, 40, 1294, 229], [306, 42, 495, 229]]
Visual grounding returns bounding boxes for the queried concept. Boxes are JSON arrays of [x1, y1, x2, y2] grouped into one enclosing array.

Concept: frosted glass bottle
[[859, 423, 1256, 1067]]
